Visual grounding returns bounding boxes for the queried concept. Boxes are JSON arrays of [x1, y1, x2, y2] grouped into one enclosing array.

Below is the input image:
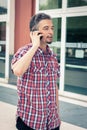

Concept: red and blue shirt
[[12, 44, 60, 130]]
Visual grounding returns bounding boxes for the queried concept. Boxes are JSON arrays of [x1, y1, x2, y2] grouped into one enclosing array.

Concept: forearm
[[11, 45, 38, 76], [12, 30, 42, 76]]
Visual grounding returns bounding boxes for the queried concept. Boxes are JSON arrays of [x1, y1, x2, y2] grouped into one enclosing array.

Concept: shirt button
[[45, 73, 48, 76], [47, 91, 50, 95], [46, 81, 49, 86]]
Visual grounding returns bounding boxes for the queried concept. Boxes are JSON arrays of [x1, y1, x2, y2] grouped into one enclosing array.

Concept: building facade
[[0, 0, 35, 83], [0, 0, 87, 101]]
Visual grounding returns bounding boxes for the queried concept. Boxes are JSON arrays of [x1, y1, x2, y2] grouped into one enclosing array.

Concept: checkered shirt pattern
[[12, 44, 60, 130]]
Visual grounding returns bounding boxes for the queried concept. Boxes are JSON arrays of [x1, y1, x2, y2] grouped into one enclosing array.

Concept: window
[[0, 0, 8, 14], [67, 0, 87, 7], [0, 22, 6, 41], [66, 16, 87, 43], [39, 0, 62, 10], [0, 22, 6, 77], [66, 16, 87, 66], [51, 18, 61, 64], [52, 18, 61, 42]]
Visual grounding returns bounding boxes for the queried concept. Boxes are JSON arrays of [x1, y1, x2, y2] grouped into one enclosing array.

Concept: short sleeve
[[11, 44, 31, 65]]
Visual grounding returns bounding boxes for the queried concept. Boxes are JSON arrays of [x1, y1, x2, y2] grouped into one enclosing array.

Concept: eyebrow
[[42, 25, 54, 29]]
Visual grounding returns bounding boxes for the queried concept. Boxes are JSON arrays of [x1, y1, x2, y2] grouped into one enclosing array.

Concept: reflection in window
[[50, 18, 61, 65], [66, 16, 87, 43], [39, 0, 62, 10], [0, 22, 6, 78], [0, 44, 5, 57], [0, 22, 6, 58], [0, 0, 7, 14], [0, 58, 5, 78], [50, 47, 60, 63], [66, 16, 87, 66], [0, 22, 6, 41], [52, 18, 61, 42], [67, 0, 87, 7]]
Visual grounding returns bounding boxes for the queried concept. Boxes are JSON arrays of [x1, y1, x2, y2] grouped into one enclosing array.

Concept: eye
[[43, 26, 49, 31], [51, 26, 54, 30]]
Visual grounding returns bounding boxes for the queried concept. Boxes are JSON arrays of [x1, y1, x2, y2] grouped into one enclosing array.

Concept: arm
[[11, 31, 42, 77]]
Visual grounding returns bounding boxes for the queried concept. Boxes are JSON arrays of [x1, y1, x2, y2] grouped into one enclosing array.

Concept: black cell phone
[[32, 28, 43, 40], [38, 32, 43, 40]]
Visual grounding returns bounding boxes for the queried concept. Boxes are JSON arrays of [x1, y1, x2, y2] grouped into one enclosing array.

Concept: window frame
[[0, 0, 15, 82]]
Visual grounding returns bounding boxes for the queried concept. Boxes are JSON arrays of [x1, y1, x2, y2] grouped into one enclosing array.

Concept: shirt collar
[[37, 45, 53, 56]]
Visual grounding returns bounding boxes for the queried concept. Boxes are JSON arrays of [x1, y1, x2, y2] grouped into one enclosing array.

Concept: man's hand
[[30, 31, 42, 48]]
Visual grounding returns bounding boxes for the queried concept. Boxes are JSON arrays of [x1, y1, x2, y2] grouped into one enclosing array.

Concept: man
[[11, 13, 61, 130]]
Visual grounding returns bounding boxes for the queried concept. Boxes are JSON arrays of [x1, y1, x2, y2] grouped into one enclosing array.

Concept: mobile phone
[[32, 28, 43, 40], [38, 32, 43, 40]]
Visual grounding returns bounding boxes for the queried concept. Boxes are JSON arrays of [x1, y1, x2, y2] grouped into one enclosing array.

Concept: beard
[[41, 36, 53, 44], [47, 41, 52, 44], [46, 36, 53, 44]]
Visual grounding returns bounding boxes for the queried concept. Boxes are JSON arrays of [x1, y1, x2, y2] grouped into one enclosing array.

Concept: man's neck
[[39, 43, 47, 52]]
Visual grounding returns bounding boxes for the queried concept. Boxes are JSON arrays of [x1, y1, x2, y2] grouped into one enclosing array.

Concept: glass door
[[65, 16, 87, 95], [0, 0, 8, 78], [0, 22, 6, 78]]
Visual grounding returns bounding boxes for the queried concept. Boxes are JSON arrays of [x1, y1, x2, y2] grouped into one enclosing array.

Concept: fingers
[[30, 31, 41, 48], [30, 31, 42, 40], [30, 31, 38, 37]]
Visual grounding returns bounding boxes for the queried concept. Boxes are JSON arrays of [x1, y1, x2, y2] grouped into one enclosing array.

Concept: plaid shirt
[[12, 44, 60, 130]]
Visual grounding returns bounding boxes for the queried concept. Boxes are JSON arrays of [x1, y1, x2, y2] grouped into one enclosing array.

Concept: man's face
[[38, 19, 54, 44]]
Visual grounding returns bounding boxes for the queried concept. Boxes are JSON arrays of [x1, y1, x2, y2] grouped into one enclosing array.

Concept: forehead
[[38, 19, 53, 28]]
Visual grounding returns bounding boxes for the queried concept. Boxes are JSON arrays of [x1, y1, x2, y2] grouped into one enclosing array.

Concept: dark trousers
[[16, 117, 34, 130], [16, 117, 60, 130], [52, 127, 60, 130]]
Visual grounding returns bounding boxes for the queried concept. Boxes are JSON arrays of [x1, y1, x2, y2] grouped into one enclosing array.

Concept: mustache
[[47, 36, 53, 38], [47, 42, 52, 44]]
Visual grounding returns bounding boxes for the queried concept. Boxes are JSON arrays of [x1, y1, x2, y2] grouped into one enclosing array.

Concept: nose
[[48, 28, 54, 35]]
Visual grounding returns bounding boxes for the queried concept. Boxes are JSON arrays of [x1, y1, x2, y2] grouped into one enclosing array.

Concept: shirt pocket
[[30, 61, 45, 74]]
